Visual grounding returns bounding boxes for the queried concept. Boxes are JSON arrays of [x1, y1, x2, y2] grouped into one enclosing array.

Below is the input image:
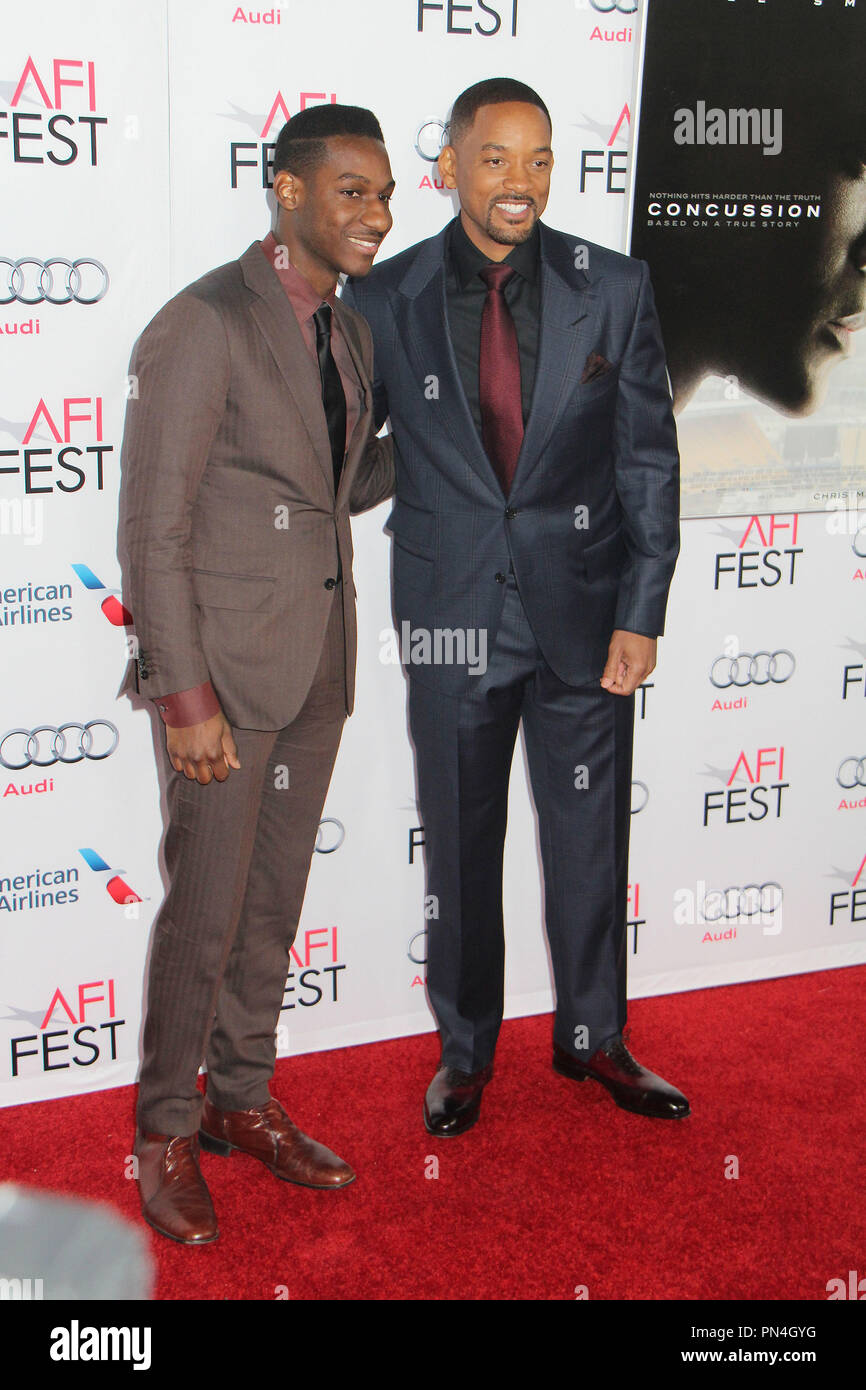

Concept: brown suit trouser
[[136, 596, 346, 1136]]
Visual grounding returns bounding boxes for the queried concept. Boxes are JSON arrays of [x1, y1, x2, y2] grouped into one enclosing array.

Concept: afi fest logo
[[416, 1, 519, 36], [225, 90, 337, 188], [575, 104, 630, 194], [627, 881, 644, 953], [275, 927, 347, 1039], [841, 637, 866, 702], [0, 57, 107, 167], [2, 397, 112, 497], [827, 851, 866, 928], [702, 747, 788, 826], [6, 976, 126, 1078], [713, 515, 803, 590]]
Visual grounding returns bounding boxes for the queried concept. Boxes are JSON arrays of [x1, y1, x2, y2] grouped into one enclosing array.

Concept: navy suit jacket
[[343, 219, 680, 694]]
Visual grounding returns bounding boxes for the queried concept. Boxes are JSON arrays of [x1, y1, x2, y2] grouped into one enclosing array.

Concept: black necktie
[[313, 303, 347, 496]]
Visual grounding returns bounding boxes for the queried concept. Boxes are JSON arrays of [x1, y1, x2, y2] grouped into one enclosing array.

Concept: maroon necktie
[[478, 263, 523, 496]]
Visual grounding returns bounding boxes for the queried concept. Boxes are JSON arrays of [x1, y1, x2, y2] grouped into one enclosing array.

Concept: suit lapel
[[395, 228, 501, 499], [509, 225, 601, 496], [240, 243, 334, 493]]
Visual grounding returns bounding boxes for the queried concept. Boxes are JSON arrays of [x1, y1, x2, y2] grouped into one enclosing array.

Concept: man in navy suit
[[344, 78, 687, 1135]]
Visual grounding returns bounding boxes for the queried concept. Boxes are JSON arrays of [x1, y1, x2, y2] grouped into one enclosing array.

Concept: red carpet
[[4, 966, 865, 1301]]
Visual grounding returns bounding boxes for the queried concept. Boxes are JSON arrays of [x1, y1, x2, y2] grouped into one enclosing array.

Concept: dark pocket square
[[581, 350, 613, 384]]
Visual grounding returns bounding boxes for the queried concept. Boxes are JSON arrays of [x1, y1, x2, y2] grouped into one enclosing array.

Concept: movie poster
[[628, 0, 866, 521]]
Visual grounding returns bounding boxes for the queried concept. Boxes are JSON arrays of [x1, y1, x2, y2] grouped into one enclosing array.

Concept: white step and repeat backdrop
[[2, 0, 864, 1107]]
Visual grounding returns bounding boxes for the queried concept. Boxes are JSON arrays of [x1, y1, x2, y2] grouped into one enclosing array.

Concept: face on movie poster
[[629, 0, 866, 518]]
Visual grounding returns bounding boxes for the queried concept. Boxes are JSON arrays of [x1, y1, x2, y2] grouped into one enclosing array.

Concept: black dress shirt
[[445, 216, 541, 440]]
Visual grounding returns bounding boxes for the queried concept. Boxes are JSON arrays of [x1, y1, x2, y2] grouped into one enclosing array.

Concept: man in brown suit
[[117, 105, 395, 1245]]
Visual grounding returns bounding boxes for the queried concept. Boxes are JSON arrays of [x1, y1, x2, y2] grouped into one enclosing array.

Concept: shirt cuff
[[153, 681, 220, 728]]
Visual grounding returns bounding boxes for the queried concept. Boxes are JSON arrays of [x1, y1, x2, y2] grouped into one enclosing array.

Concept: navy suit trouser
[[407, 572, 634, 1072]]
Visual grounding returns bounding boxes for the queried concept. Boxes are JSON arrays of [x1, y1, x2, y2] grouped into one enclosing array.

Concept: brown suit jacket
[[117, 241, 394, 730]]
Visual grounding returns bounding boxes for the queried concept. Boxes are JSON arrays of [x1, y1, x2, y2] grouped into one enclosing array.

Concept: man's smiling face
[[439, 101, 553, 262], [287, 135, 394, 285]]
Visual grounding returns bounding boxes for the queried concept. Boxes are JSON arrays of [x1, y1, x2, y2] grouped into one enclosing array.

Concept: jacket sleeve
[[611, 259, 681, 637], [117, 292, 231, 701], [349, 430, 395, 515], [341, 275, 390, 431], [344, 297, 395, 514]]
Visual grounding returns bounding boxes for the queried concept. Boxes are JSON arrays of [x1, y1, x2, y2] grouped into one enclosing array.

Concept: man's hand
[[166, 710, 241, 784], [600, 630, 657, 697]]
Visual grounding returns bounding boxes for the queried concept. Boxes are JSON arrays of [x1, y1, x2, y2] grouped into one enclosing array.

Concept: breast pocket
[[579, 367, 619, 405]]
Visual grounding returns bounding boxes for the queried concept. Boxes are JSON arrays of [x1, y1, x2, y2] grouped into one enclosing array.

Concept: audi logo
[[0, 257, 109, 306], [702, 883, 783, 921], [408, 929, 428, 965], [414, 118, 448, 163], [0, 721, 119, 769], [837, 757, 866, 789], [314, 817, 345, 853], [710, 651, 796, 688], [854, 518, 866, 558], [590, 0, 638, 12], [631, 780, 649, 814]]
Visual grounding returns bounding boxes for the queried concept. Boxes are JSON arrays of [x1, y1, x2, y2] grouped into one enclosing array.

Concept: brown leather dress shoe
[[423, 1062, 494, 1137], [553, 1037, 690, 1119], [198, 1095, 355, 1189], [134, 1131, 219, 1244]]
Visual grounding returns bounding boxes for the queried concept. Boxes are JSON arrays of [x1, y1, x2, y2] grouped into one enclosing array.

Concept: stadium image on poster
[[628, 0, 866, 519]]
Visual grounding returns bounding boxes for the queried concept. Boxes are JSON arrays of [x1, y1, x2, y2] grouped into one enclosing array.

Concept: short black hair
[[273, 104, 385, 181], [448, 78, 551, 146]]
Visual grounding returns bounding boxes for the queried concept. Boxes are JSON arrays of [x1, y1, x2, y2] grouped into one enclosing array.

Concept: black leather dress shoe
[[553, 1037, 690, 1119], [424, 1063, 494, 1137]]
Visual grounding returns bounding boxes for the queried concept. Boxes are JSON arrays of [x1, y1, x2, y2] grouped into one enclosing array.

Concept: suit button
[[324, 577, 337, 590], [505, 507, 518, 519], [494, 572, 507, 584]]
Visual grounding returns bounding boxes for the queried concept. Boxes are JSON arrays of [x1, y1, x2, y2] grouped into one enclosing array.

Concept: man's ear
[[273, 169, 300, 210], [438, 145, 458, 190]]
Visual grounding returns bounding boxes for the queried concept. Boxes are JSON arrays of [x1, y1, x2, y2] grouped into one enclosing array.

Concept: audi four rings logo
[[702, 884, 783, 921], [315, 817, 345, 853], [837, 757, 866, 789], [414, 118, 448, 163], [590, 0, 638, 12], [631, 780, 649, 814], [1, 257, 109, 306], [0, 722, 119, 769], [853, 520, 866, 558], [710, 651, 796, 688], [408, 929, 428, 965]]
